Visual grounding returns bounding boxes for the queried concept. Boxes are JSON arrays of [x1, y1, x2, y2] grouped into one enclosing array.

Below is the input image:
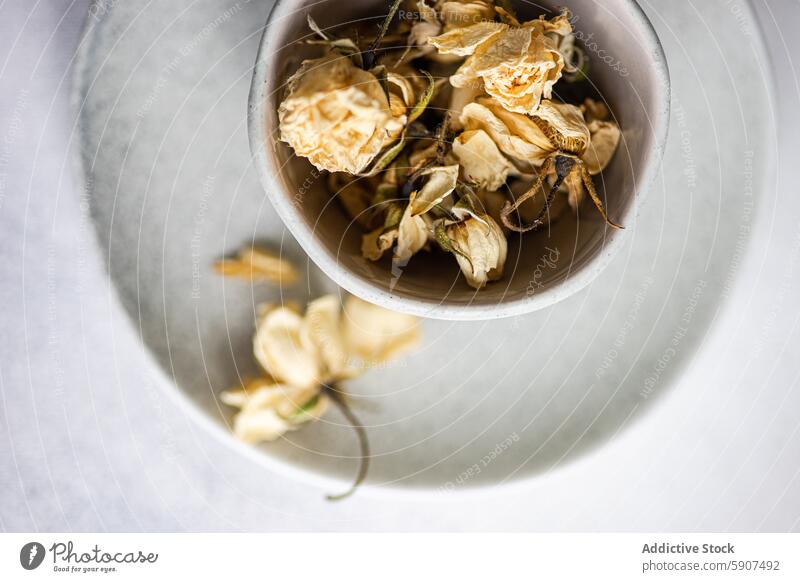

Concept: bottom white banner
[[1, 533, 797, 581]]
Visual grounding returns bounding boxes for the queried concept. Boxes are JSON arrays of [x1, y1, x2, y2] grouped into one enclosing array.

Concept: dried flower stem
[[362, 0, 404, 70], [324, 385, 371, 501]]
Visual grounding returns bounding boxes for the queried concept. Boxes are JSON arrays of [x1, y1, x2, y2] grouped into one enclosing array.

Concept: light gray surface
[[72, 0, 766, 494], [1, 0, 800, 531]]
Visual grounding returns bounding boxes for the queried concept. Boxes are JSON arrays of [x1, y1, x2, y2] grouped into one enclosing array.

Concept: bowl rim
[[248, 0, 671, 321]]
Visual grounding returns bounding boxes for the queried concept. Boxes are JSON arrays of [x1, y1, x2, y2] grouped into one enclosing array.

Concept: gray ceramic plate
[[73, 0, 774, 492]]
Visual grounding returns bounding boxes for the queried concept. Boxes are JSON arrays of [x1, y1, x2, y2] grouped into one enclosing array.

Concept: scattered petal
[[214, 247, 298, 284]]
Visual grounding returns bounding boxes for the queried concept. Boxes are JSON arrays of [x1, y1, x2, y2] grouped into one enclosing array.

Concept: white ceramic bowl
[[248, 0, 670, 320]]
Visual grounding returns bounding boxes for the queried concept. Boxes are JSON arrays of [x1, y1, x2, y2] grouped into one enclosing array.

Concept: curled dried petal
[[342, 295, 420, 363], [582, 120, 621, 175], [439, 1, 496, 31], [451, 27, 564, 115], [531, 99, 590, 153], [446, 213, 508, 289], [394, 194, 431, 264], [452, 129, 519, 191], [429, 21, 508, 56], [302, 295, 348, 381], [460, 101, 552, 166], [409, 165, 460, 216], [362, 226, 399, 261], [253, 306, 321, 390], [221, 379, 328, 443], [213, 246, 298, 285]]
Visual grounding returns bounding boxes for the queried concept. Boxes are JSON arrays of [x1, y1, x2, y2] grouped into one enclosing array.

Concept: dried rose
[[497, 98, 622, 231], [460, 98, 553, 166], [452, 128, 520, 190], [278, 54, 406, 174], [445, 212, 507, 289], [429, 13, 569, 114]]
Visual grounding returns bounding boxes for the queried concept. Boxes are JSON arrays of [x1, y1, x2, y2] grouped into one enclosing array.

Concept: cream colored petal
[[439, 1, 495, 31], [452, 129, 519, 191], [394, 196, 430, 264], [301, 295, 348, 380], [409, 0, 441, 49], [446, 214, 508, 289], [213, 247, 298, 284], [362, 226, 398, 261], [233, 407, 292, 443], [532, 100, 590, 153], [410, 165, 460, 216], [478, 96, 555, 152], [386, 73, 415, 109], [253, 306, 320, 390], [429, 21, 508, 56], [582, 120, 621, 175], [342, 295, 420, 363], [225, 383, 327, 443], [464, 28, 564, 114], [468, 27, 532, 75], [278, 54, 399, 174], [447, 84, 486, 130], [460, 102, 551, 166]]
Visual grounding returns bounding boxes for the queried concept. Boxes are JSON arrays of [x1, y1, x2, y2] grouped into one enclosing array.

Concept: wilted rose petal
[[221, 379, 328, 443], [302, 295, 349, 381], [394, 194, 431, 265], [410, 165, 460, 216], [278, 54, 405, 174], [362, 225, 399, 261], [446, 213, 508, 289], [532, 99, 590, 152], [460, 101, 552, 166], [213, 247, 298, 284], [429, 21, 508, 56], [343, 295, 420, 363], [452, 129, 519, 190], [253, 306, 321, 390]]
